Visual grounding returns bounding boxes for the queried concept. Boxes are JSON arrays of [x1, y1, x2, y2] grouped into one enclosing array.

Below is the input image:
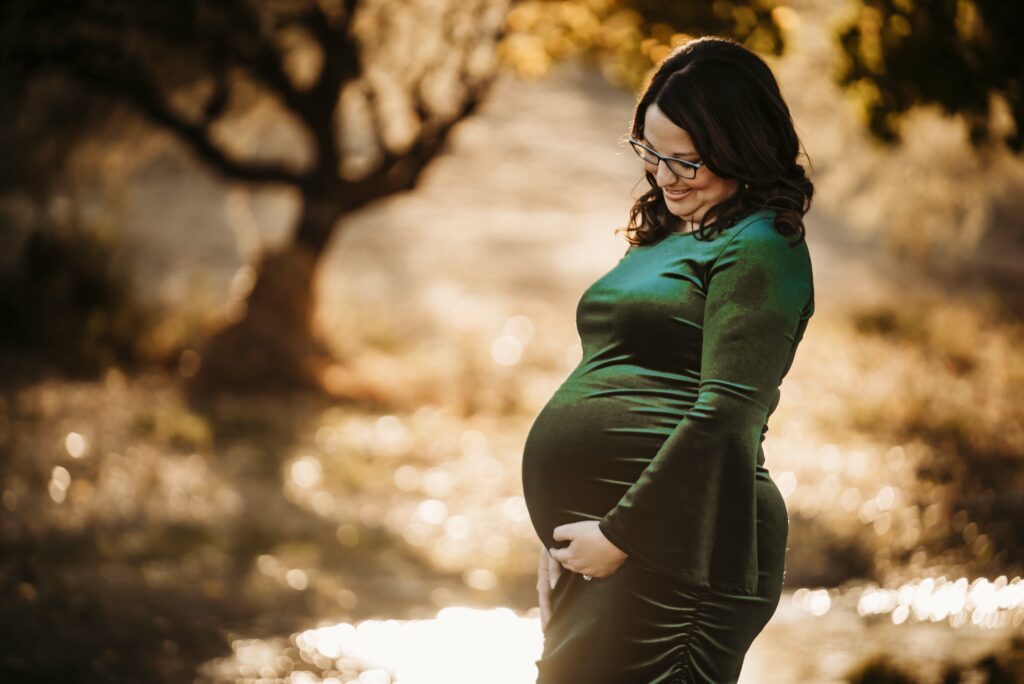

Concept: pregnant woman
[[521, 37, 815, 683]]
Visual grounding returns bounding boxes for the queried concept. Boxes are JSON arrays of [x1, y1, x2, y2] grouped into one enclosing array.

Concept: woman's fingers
[[537, 547, 553, 631], [546, 547, 563, 588]]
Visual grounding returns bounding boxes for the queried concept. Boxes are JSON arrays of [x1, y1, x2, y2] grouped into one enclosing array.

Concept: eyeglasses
[[628, 137, 704, 180]]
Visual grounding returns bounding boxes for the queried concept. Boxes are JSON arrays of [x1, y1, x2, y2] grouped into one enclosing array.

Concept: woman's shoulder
[[726, 209, 802, 244], [717, 209, 808, 261], [711, 208, 812, 285]]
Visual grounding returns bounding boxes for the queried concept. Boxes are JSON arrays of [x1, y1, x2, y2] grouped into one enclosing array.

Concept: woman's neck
[[676, 218, 698, 234]]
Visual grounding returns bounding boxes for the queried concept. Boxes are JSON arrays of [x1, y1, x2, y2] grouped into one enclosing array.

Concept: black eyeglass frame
[[628, 136, 705, 180]]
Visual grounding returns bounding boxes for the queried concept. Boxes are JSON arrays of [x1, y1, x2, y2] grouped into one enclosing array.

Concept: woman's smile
[[663, 187, 693, 201]]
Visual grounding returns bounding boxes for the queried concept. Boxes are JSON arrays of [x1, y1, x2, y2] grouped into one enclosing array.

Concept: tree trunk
[[188, 192, 343, 395]]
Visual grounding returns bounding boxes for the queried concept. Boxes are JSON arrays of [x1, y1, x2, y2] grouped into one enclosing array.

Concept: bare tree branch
[[217, 0, 313, 117], [49, 48, 306, 185]]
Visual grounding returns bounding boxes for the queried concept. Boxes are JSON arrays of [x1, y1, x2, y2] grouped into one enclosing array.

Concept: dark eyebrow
[[639, 137, 699, 159]]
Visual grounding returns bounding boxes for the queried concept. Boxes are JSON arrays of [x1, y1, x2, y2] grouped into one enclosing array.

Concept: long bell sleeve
[[598, 219, 814, 594]]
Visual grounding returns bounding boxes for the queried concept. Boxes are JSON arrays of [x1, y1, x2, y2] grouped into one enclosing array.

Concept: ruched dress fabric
[[521, 209, 815, 684]]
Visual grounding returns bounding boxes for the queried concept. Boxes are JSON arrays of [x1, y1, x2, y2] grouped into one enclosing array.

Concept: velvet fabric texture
[[522, 208, 814, 681]]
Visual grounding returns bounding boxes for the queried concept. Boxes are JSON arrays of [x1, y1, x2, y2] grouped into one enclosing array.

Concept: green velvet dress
[[521, 209, 815, 683]]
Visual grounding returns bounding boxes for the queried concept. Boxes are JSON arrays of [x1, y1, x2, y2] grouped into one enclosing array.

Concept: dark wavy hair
[[620, 36, 813, 245]]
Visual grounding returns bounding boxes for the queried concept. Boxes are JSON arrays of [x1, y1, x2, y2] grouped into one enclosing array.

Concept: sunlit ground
[[193, 581, 1024, 684], [200, 606, 542, 684], [11, 356, 1023, 681]]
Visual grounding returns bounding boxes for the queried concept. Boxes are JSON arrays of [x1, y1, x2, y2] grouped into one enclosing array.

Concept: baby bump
[[521, 386, 687, 551]]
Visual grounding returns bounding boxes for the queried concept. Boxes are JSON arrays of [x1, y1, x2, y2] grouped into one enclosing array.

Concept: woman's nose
[[655, 160, 678, 187]]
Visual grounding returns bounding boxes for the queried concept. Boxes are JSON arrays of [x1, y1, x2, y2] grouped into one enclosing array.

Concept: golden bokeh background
[[1, 0, 1022, 682]]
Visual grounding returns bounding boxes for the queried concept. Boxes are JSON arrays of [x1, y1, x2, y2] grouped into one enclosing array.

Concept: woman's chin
[[666, 205, 699, 221]]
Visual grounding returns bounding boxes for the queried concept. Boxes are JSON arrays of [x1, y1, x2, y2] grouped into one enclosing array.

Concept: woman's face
[[639, 102, 739, 225]]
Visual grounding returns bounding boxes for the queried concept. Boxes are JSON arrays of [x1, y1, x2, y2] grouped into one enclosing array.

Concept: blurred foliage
[[847, 655, 919, 684], [837, 0, 1023, 150], [847, 655, 921, 679], [966, 636, 1024, 684], [0, 73, 118, 201], [0, 214, 152, 377], [846, 298, 1024, 574], [0, 42, 158, 378], [847, 636, 1024, 684], [132, 405, 213, 453], [501, 0, 1023, 154], [784, 510, 875, 587], [499, 0, 787, 91]]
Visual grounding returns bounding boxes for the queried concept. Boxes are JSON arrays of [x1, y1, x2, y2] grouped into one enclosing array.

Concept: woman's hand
[[537, 545, 562, 632], [549, 520, 628, 579]]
